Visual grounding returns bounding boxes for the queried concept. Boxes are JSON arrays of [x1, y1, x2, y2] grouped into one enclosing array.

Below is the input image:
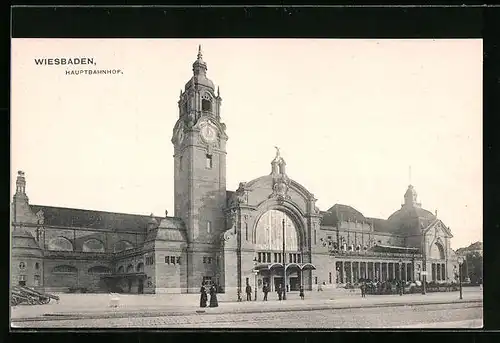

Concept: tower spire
[[192, 44, 207, 76], [198, 44, 203, 59]]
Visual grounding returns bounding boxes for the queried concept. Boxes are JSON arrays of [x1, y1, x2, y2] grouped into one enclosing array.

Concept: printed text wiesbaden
[[34, 58, 96, 66]]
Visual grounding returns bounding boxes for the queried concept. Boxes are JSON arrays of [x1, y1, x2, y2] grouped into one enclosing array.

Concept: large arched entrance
[[429, 242, 447, 282], [253, 209, 312, 292]]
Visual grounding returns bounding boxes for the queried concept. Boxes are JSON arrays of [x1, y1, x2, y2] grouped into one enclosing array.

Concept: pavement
[[10, 286, 483, 322], [12, 302, 483, 329], [395, 319, 483, 329]]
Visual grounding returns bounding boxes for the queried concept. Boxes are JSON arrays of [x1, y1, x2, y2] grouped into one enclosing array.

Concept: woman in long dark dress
[[209, 285, 219, 307], [200, 283, 208, 308]]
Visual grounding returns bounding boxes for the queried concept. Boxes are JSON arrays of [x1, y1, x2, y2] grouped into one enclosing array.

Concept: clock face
[[200, 123, 217, 143]]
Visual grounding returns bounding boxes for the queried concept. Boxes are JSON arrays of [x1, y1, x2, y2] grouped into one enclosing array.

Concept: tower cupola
[[192, 45, 208, 77], [403, 184, 421, 208], [185, 45, 215, 91]]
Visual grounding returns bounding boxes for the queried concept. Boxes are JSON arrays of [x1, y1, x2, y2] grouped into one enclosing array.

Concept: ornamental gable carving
[[269, 174, 291, 202]]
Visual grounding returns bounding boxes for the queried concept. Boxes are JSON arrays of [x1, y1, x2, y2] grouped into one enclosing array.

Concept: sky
[[11, 39, 482, 250]]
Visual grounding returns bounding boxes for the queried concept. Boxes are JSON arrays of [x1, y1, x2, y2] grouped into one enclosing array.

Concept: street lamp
[[398, 259, 403, 296], [421, 263, 427, 295], [253, 257, 258, 301], [418, 263, 426, 295], [458, 256, 464, 300], [282, 218, 287, 301]]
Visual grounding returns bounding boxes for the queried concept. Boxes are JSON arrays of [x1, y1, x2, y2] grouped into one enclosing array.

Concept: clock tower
[[171, 46, 228, 292]]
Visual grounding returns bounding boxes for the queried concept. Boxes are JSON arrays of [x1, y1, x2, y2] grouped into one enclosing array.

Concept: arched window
[[47, 237, 74, 251], [52, 265, 78, 273], [35, 262, 40, 270], [430, 242, 446, 260], [34, 275, 41, 286], [202, 93, 212, 112], [136, 262, 144, 273], [202, 99, 212, 111], [113, 240, 134, 253], [19, 262, 26, 270], [126, 264, 134, 273], [82, 238, 105, 253], [117, 266, 124, 273], [88, 266, 112, 274], [255, 210, 299, 251]]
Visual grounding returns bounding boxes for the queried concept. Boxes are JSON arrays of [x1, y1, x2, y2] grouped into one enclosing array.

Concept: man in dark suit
[[263, 283, 269, 301], [245, 283, 252, 301]]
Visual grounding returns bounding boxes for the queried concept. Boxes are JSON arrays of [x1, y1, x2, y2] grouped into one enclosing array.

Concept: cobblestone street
[[12, 302, 482, 329], [10, 286, 483, 320]]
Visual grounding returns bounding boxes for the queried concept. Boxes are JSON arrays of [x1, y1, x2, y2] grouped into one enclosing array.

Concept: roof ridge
[[30, 204, 163, 219]]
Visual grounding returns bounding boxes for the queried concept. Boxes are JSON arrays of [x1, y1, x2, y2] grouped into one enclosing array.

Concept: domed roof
[[184, 45, 215, 91], [146, 217, 187, 242], [148, 213, 159, 226], [185, 75, 215, 90], [387, 185, 436, 235], [387, 206, 436, 223], [157, 227, 187, 242], [12, 227, 42, 256]]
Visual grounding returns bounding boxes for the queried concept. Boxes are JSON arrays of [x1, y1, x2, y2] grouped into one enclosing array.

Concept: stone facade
[[10, 47, 460, 295]]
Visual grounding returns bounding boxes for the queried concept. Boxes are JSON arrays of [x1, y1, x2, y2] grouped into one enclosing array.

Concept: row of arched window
[[116, 262, 144, 274], [181, 93, 214, 116], [46, 237, 135, 253], [52, 265, 112, 274]]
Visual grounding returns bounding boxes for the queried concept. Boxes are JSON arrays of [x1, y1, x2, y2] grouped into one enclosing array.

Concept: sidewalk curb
[[11, 299, 482, 323]]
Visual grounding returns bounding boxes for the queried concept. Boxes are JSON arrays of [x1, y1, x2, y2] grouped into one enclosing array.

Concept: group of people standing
[[199, 282, 218, 308], [358, 279, 405, 297], [201, 281, 306, 306], [266, 283, 305, 301]]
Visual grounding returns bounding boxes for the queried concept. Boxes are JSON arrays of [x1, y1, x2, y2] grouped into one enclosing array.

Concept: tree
[[466, 251, 483, 284]]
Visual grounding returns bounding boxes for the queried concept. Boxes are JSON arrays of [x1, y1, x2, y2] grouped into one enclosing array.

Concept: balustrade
[[331, 249, 421, 258]]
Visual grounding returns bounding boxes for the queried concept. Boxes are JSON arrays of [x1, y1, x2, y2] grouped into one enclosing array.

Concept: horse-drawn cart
[[11, 286, 59, 306]]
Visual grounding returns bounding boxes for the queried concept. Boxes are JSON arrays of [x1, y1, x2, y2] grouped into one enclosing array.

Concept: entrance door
[[289, 277, 299, 291], [138, 280, 144, 294], [274, 277, 283, 291]]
